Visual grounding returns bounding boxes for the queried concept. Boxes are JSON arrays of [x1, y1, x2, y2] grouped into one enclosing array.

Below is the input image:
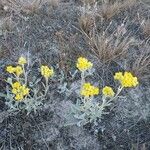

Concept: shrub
[[64, 57, 139, 126], [1, 56, 54, 114]]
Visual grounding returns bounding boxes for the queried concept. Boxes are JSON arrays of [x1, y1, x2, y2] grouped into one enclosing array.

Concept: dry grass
[[0, 16, 15, 32], [80, 0, 96, 5], [141, 19, 150, 36], [100, 1, 122, 19], [55, 31, 81, 75], [99, 0, 137, 19], [129, 43, 150, 80], [79, 23, 135, 63], [78, 13, 95, 34], [0, 0, 59, 15], [131, 142, 148, 150], [140, 0, 150, 6], [48, 0, 59, 7], [78, 3, 97, 34], [78, 0, 137, 34], [0, 0, 42, 14]]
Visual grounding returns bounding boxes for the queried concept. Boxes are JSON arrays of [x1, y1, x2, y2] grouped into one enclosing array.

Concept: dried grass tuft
[[141, 19, 150, 36], [78, 14, 95, 34], [80, 0, 96, 5], [0, 0, 59, 14], [78, 3, 97, 34], [129, 43, 150, 80], [100, 0, 137, 19], [80, 23, 135, 63], [0, 16, 15, 32]]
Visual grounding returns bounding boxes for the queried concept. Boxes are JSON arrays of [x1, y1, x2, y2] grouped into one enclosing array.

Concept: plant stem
[[107, 86, 123, 104], [44, 77, 49, 96], [100, 86, 123, 109], [22, 64, 27, 85], [81, 71, 85, 86]]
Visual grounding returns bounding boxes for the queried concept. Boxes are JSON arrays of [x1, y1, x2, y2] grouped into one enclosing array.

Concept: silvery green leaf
[[71, 104, 81, 112], [41, 82, 46, 88], [0, 92, 6, 98], [35, 78, 42, 85], [76, 99, 82, 106], [64, 118, 80, 126], [77, 121, 82, 127], [84, 68, 95, 77], [32, 76, 37, 82], [78, 119, 89, 126], [74, 113, 86, 119], [29, 82, 34, 87], [102, 112, 109, 115], [6, 78, 12, 84], [69, 70, 78, 79], [58, 82, 68, 93], [30, 77, 41, 87]]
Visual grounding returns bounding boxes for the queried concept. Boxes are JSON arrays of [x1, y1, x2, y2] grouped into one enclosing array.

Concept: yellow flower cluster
[[6, 66, 15, 73], [18, 56, 27, 65], [12, 82, 29, 101], [6, 65, 23, 77], [41, 65, 54, 79], [76, 57, 93, 71], [114, 72, 139, 88], [6, 57, 27, 76], [102, 86, 115, 97], [80, 83, 99, 97]]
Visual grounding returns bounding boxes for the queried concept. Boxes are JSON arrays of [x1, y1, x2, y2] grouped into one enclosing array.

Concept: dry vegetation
[[78, 0, 150, 80], [0, 16, 15, 32], [78, 13, 95, 34], [81, 0, 96, 5], [0, 0, 59, 14], [128, 42, 150, 80], [79, 0, 136, 20], [79, 23, 135, 63], [142, 19, 150, 36], [132, 52, 150, 80]]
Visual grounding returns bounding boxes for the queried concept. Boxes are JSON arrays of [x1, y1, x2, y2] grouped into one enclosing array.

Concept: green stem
[[100, 97, 107, 110], [13, 73, 20, 82], [44, 77, 49, 96], [100, 86, 123, 109], [81, 71, 85, 86], [22, 64, 27, 85], [107, 86, 123, 104]]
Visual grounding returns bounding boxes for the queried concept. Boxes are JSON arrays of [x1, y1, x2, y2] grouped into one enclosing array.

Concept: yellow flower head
[[12, 82, 29, 101], [121, 72, 138, 87], [102, 86, 115, 97], [15, 94, 24, 101], [114, 72, 123, 81], [80, 82, 99, 97], [22, 85, 30, 95], [114, 71, 139, 88], [18, 56, 27, 65], [41, 65, 54, 79], [12, 81, 21, 89], [6, 65, 23, 76], [14, 66, 23, 77], [6, 66, 15, 74], [76, 57, 93, 71]]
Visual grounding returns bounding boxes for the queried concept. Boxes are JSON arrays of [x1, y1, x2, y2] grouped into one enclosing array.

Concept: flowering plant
[[2, 56, 54, 114], [65, 57, 139, 126]]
